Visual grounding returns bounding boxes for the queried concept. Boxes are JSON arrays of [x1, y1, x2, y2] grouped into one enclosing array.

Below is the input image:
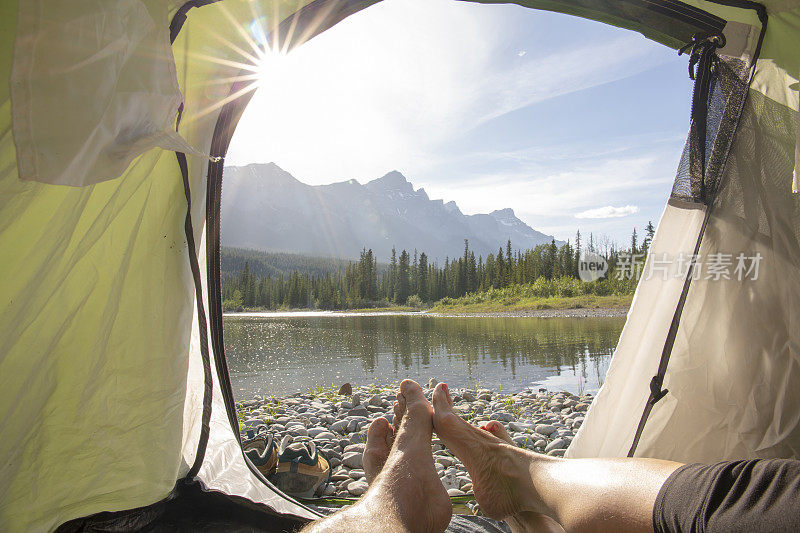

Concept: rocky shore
[[238, 380, 592, 509]]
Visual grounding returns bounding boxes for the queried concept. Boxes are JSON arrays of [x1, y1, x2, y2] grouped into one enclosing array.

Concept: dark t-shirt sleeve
[[653, 459, 800, 532]]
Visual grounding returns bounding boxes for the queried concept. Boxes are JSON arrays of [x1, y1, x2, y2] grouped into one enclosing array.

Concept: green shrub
[[406, 294, 424, 308]]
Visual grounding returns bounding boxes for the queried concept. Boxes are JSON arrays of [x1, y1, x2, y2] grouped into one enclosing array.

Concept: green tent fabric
[[0, 0, 798, 530]]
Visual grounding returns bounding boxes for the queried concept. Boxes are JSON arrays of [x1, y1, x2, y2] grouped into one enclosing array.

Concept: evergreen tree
[[417, 252, 428, 301], [643, 221, 655, 253], [397, 250, 410, 304]]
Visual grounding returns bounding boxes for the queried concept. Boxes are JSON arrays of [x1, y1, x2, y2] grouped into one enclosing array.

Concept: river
[[224, 312, 625, 399]]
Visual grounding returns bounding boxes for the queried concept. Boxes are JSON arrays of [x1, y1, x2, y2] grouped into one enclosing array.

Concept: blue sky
[[227, 0, 695, 245]]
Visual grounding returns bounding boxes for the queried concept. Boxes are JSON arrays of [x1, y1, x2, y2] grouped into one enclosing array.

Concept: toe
[[432, 382, 453, 413], [393, 397, 405, 435], [484, 421, 513, 444], [367, 416, 392, 443], [399, 379, 428, 412], [364, 417, 393, 483]]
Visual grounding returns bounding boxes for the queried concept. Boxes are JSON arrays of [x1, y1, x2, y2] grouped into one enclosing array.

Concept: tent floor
[[55, 479, 309, 532]]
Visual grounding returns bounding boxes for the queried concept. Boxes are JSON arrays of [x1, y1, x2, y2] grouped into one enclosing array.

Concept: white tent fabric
[[570, 4, 800, 461], [11, 0, 210, 187]]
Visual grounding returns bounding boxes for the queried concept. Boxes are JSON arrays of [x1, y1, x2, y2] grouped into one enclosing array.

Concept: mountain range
[[221, 163, 558, 261]]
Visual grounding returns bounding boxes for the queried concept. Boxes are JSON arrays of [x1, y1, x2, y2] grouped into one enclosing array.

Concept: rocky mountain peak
[[221, 163, 558, 260], [490, 208, 516, 219], [367, 170, 413, 192]]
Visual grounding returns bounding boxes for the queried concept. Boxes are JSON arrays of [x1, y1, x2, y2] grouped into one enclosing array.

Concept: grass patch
[[431, 293, 632, 314]]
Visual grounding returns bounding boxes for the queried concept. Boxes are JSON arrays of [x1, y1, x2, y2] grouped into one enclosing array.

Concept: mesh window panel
[[671, 56, 750, 205], [714, 88, 800, 258]]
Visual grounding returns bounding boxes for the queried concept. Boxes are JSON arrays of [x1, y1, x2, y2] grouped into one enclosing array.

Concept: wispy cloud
[[575, 205, 640, 219], [228, 0, 676, 183], [226, 0, 689, 243]]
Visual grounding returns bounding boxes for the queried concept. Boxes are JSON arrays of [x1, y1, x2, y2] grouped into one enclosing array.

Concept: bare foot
[[362, 380, 452, 532], [478, 423, 565, 532], [431, 383, 547, 521]]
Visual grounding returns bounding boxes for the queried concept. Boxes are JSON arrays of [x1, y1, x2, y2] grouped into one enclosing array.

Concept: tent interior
[[1, 0, 798, 530]]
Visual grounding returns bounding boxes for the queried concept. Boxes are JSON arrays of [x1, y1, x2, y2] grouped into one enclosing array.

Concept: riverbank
[[237, 382, 592, 511], [226, 299, 630, 318], [430, 294, 632, 315]]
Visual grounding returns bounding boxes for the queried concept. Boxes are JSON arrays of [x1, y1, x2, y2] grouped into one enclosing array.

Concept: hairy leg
[[303, 380, 452, 533], [432, 383, 683, 533]]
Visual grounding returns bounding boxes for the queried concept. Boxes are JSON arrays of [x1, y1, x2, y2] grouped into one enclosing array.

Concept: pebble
[[348, 480, 369, 496], [342, 452, 363, 469], [436, 456, 456, 467], [369, 394, 383, 407], [236, 383, 592, 497], [330, 420, 348, 433], [535, 424, 557, 436]]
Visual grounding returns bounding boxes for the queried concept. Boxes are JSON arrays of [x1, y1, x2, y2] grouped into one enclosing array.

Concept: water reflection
[[224, 314, 625, 399]]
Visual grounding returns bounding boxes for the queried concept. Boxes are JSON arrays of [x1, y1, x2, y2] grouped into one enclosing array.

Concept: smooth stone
[[461, 391, 476, 402], [547, 448, 567, 457], [478, 393, 493, 401], [490, 412, 515, 422], [441, 471, 460, 490], [447, 488, 465, 497], [348, 406, 369, 417], [512, 435, 531, 447], [461, 483, 473, 493], [338, 383, 353, 396], [368, 394, 383, 407], [307, 427, 329, 437], [343, 443, 366, 454], [324, 484, 337, 496], [348, 432, 368, 445], [328, 457, 341, 468], [330, 420, 349, 434], [534, 439, 547, 449], [349, 469, 365, 479], [535, 424, 557, 436], [313, 431, 336, 441], [287, 427, 308, 437], [435, 456, 455, 467], [428, 378, 439, 389], [348, 480, 369, 496], [331, 471, 351, 482], [351, 393, 361, 407], [545, 438, 567, 452], [342, 451, 363, 468]]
